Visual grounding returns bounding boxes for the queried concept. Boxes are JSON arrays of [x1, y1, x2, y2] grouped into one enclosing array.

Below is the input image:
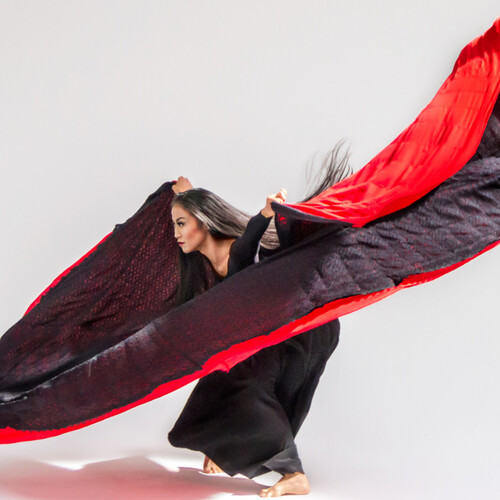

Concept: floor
[[0, 455, 336, 500]]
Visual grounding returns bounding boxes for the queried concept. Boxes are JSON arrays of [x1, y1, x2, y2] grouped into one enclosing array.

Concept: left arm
[[227, 188, 287, 276], [228, 212, 273, 274]]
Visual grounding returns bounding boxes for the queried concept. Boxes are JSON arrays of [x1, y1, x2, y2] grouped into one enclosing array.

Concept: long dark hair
[[172, 188, 279, 305], [300, 140, 352, 203], [173, 142, 352, 305]]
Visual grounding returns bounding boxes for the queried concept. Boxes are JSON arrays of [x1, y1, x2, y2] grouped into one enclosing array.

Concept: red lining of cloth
[[280, 18, 500, 226], [2, 239, 498, 444]]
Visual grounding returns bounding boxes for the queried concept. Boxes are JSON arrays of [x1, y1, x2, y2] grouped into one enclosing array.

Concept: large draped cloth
[[1, 19, 500, 444]]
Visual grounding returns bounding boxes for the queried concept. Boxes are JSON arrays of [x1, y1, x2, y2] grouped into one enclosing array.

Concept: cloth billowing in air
[[0, 18, 500, 443]]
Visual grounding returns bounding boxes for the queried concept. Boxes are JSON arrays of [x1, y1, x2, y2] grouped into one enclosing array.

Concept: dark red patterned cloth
[[1, 19, 500, 443]]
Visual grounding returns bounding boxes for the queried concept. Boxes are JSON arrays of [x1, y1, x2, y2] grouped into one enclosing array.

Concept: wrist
[[260, 208, 274, 218]]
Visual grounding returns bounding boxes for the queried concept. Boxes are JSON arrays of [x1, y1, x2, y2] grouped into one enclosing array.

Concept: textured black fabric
[[0, 100, 499, 435], [0, 183, 182, 397]]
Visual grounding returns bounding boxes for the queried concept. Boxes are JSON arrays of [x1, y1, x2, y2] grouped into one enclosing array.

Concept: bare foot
[[203, 455, 223, 474], [259, 472, 311, 497]]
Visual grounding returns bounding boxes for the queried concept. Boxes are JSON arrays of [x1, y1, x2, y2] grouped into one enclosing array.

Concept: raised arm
[[172, 176, 193, 194], [228, 188, 287, 276]]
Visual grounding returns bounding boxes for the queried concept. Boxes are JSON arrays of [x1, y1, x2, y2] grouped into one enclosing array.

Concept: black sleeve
[[226, 212, 272, 277]]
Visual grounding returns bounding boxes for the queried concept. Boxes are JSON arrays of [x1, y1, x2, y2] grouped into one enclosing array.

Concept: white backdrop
[[0, 2, 499, 499]]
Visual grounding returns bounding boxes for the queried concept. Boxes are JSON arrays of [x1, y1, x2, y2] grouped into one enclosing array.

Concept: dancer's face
[[171, 204, 209, 253]]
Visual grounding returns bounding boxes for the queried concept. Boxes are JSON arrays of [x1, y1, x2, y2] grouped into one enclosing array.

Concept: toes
[[259, 487, 276, 498], [204, 461, 222, 474], [203, 456, 220, 474]]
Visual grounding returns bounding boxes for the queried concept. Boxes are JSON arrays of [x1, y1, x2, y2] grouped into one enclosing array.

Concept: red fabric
[[282, 18, 500, 226]]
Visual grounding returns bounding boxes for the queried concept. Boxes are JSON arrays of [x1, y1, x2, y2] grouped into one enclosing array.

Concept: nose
[[174, 225, 180, 239]]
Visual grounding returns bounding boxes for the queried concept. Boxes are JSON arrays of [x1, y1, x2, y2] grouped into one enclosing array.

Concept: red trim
[[24, 233, 112, 315], [23, 178, 179, 315], [2, 240, 498, 443], [205, 241, 500, 372]]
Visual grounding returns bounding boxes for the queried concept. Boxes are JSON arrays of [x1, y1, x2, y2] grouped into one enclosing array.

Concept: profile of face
[[171, 204, 209, 253]]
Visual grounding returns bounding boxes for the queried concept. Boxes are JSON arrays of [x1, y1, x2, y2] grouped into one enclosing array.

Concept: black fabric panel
[[0, 182, 182, 395], [1, 149, 499, 431]]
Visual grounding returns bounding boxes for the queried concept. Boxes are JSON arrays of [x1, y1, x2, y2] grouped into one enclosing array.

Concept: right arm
[[172, 176, 193, 194], [260, 188, 287, 218]]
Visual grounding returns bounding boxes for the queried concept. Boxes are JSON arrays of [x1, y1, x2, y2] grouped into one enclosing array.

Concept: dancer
[[0, 21, 499, 474], [168, 176, 340, 497]]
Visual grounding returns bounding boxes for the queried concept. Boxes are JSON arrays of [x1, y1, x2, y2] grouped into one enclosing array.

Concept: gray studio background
[[0, 2, 499, 499]]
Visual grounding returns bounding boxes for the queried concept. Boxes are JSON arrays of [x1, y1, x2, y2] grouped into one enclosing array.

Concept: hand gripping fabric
[[1, 18, 500, 443]]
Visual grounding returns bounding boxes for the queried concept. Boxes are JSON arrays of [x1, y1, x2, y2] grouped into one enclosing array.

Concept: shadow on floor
[[0, 455, 266, 500]]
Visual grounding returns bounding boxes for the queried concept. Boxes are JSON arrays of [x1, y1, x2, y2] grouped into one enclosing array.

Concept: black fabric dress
[[168, 213, 340, 478]]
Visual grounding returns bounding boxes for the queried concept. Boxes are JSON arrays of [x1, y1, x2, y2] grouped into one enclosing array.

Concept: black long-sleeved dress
[[168, 212, 340, 478]]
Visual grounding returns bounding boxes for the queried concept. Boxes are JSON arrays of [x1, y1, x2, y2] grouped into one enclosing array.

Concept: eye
[[178, 222, 184, 227]]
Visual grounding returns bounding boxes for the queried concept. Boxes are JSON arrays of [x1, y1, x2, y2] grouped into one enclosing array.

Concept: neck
[[198, 236, 235, 278]]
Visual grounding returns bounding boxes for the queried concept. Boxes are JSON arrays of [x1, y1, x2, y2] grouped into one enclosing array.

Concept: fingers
[[262, 188, 287, 217], [173, 176, 193, 194], [278, 188, 287, 201], [273, 188, 287, 203], [177, 176, 192, 186]]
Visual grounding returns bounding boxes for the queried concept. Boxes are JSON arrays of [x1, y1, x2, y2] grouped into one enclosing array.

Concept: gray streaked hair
[[171, 142, 352, 305], [171, 141, 352, 250], [172, 188, 280, 249]]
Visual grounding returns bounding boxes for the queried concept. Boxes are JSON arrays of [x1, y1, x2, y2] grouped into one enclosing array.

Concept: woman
[[167, 175, 341, 497]]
